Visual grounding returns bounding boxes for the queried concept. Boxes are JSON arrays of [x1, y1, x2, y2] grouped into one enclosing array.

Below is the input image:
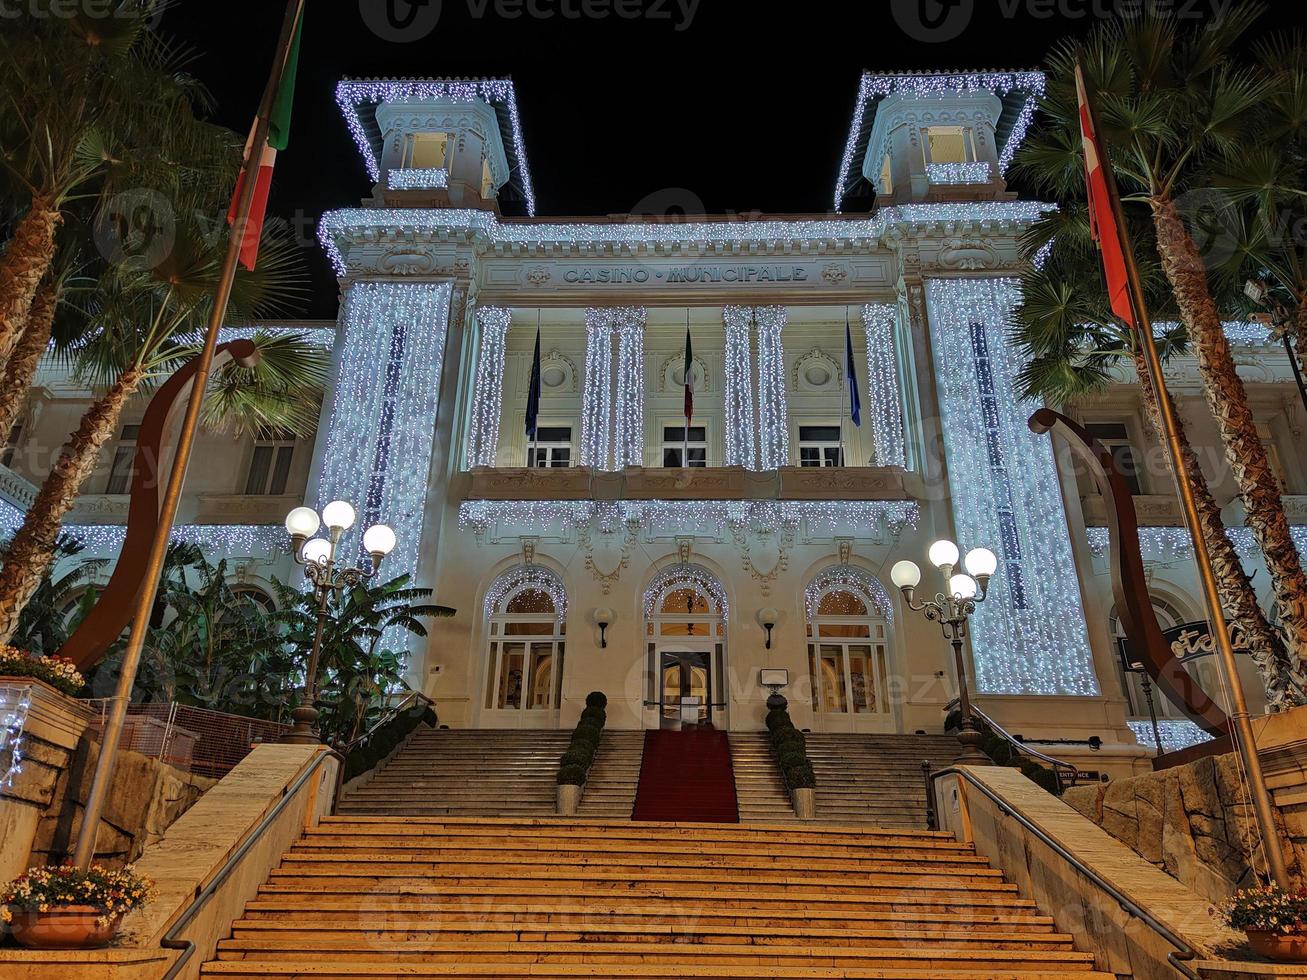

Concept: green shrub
[[778, 747, 805, 771], [585, 691, 608, 709], [561, 745, 595, 769], [771, 727, 805, 750], [574, 720, 602, 743], [785, 761, 816, 789], [580, 706, 607, 727], [765, 708, 790, 731], [557, 763, 587, 786]]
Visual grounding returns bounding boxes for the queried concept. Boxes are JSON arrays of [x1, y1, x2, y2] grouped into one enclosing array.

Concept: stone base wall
[[1062, 752, 1304, 904]]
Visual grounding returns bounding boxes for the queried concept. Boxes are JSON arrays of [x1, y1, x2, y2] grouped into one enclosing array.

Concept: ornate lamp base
[[280, 704, 322, 745]]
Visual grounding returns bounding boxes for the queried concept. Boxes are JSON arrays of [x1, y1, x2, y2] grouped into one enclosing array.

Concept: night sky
[[161, 1, 1307, 317]]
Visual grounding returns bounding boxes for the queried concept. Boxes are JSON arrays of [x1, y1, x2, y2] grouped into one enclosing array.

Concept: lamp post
[[1117, 640, 1164, 757], [892, 540, 997, 766], [282, 501, 397, 744]]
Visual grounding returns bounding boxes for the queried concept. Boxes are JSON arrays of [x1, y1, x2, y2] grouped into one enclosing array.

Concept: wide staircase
[[577, 730, 644, 818], [336, 728, 572, 817], [203, 816, 1113, 978], [729, 732, 798, 822], [806, 733, 960, 828]]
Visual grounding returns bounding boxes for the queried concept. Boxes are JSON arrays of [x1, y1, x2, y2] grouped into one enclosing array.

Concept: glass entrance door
[[659, 651, 711, 729]]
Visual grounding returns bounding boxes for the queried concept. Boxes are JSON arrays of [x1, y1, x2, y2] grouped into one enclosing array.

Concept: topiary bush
[[585, 691, 608, 710], [784, 760, 816, 789], [942, 708, 1064, 795], [580, 705, 607, 727], [765, 706, 816, 794], [558, 693, 609, 787], [342, 701, 438, 782], [557, 763, 587, 786]]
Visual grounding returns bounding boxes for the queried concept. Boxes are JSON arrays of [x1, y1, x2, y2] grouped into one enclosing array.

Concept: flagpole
[[72, 0, 306, 870], [1078, 61, 1289, 888], [683, 309, 690, 468], [529, 310, 539, 467], [841, 308, 849, 467]]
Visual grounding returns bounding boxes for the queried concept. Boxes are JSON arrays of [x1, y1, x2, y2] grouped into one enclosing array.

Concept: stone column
[[580, 311, 614, 469], [464, 307, 512, 468], [612, 308, 647, 469], [862, 303, 907, 468], [722, 306, 758, 469], [755, 307, 790, 470]]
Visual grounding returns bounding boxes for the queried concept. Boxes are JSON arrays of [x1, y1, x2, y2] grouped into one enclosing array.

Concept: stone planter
[[792, 786, 816, 820], [557, 783, 581, 816], [1246, 930, 1307, 963], [7, 906, 123, 949]]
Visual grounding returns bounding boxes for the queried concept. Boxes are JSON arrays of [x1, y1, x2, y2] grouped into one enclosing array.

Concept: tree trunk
[[0, 199, 60, 373], [1130, 347, 1305, 709], [0, 368, 144, 645], [1150, 195, 1307, 665], [0, 275, 58, 448]]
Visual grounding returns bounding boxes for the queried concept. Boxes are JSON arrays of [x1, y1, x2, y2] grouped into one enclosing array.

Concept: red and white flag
[[1076, 64, 1135, 329]]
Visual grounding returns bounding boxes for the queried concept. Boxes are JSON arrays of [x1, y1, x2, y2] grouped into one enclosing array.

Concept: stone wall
[[1062, 752, 1303, 904]]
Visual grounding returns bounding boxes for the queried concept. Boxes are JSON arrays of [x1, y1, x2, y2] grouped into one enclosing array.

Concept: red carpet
[[632, 729, 739, 823]]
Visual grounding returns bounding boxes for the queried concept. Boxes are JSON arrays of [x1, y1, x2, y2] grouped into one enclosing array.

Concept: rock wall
[[1063, 752, 1303, 904]]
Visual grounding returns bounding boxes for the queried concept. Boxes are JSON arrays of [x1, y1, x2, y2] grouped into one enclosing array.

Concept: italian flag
[[227, 11, 303, 271]]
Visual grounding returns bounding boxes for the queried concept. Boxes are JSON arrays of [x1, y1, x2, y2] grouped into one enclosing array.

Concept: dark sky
[[161, 1, 1307, 316]]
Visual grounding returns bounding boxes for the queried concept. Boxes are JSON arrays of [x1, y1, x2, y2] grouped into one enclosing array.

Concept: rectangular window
[[245, 437, 295, 495], [1084, 422, 1145, 496], [529, 426, 572, 468], [404, 132, 449, 169], [663, 425, 706, 468], [105, 424, 140, 494], [798, 425, 843, 467], [923, 125, 976, 165]]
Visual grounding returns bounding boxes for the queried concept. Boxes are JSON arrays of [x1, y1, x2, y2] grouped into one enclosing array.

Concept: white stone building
[[5, 70, 1305, 774]]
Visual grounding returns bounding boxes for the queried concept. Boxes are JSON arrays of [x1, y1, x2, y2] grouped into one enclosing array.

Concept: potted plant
[[1215, 885, 1307, 962], [1, 864, 157, 949], [0, 647, 85, 697]]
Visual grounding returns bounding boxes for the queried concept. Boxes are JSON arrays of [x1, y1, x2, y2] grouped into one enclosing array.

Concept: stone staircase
[[729, 732, 797, 822], [202, 816, 1114, 978], [805, 733, 960, 828], [336, 728, 572, 817], [577, 730, 644, 818]]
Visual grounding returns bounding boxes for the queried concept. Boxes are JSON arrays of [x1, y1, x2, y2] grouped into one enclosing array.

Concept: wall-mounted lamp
[[757, 607, 779, 650], [593, 607, 614, 649]]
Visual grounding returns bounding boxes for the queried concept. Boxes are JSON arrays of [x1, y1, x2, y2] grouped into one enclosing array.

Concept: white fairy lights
[[580, 311, 614, 470], [614, 311, 648, 469], [643, 563, 729, 618], [804, 565, 894, 624], [1086, 525, 1307, 563], [925, 277, 1097, 697], [317, 281, 452, 594], [861, 304, 907, 468], [926, 162, 993, 185], [484, 564, 568, 620], [335, 78, 535, 214], [0, 684, 32, 790], [1127, 719, 1212, 753], [580, 308, 647, 470], [317, 202, 1053, 277], [722, 307, 758, 469], [755, 307, 790, 471], [387, 167, 449, 191], [465, 307, 512, 469], [834, 71, 1046, 210]]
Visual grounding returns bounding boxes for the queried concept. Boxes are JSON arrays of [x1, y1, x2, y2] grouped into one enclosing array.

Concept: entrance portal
[[643, 563, 729, 731], [659, 650, 711, 728]]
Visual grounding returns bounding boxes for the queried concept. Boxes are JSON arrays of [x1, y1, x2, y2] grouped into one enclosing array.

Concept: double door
[[659, 650, 711, 729]]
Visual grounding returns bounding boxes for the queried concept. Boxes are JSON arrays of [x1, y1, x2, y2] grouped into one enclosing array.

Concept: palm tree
[[0, 211, 322, 644], [1017, 3, 1307, 664], [0, 2, 227, 373], [6, 535, 105, 657], [1015, 216, 1306, 709]]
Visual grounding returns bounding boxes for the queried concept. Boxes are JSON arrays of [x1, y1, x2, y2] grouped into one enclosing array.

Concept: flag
[[845, 321, 862, 426], [227, 10, 303, 271], [683, 327, 694, 423], [1076, 64, 1135, 329], [525, 325, 542, 441]]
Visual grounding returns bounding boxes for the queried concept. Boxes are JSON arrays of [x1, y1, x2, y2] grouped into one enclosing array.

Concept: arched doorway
[[482, 565, 567, 726], [805, 565, 896, 732], [643, 564, 728, 729]]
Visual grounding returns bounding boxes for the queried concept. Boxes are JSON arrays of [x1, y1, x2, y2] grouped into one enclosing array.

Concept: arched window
[[805, 566, 893, 723], [643, 564, 728, 728], [484, 566, 567, 714]]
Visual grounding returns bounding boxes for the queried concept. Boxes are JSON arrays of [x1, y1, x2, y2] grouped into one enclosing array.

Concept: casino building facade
[[7, 70, 1306, 772]]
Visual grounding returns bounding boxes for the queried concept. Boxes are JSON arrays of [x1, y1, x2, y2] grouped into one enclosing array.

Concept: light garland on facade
[[861, 304, 907, 468], [458, 499, 920, 536], [834, 71, 1046, 211], [1127, 719, 1212, 753], [722, 307, 758, 469], [317, 202, 1054, 277], [613, 311, 648, 469], [1148, 320, 1275, 347], [580, 311, 613, 470], [580, 308, 647, 470], [317, 281, 452, 599], [804, 565, 894, 624], [1086, 525, 1307, 564], [484, 563, 568, 620], [0, 684, 31, 790], [755, 307, 790, 471], [464, 307, 512, 469], [926, 161, 993, 185], [925, 277, 1097, 697], [335, 78, 535, 214], [643, 563, 729, 618], [387, 167, 449, 191]]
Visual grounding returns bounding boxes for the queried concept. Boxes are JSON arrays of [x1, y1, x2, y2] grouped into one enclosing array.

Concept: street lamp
[[892, 540, 997, 766], [282, 500, 397, 743], [1117, 640, 1163, 757]]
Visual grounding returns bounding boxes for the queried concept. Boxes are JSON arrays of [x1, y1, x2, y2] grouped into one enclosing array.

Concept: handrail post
[[922, 761, 937, 830]]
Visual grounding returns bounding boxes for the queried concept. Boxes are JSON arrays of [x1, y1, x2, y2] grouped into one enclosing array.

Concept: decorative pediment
[[793, 348, 842, 392]]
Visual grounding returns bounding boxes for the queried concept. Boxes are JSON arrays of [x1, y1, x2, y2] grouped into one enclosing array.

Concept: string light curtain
[[581, 307, 646, 470], [612, 308, 647, 469], [722, 306, 758, 469], [465, 306, 512, 469], [755, 307, 790, 470], [861, 304, 907, 468], [580, 310, 615, 469], [924, 277, 1097, 696], [317, 280, 453, 592]]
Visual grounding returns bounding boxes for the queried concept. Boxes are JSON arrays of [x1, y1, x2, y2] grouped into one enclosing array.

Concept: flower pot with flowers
[[1, 864, 157, 949], [1215, 885, 1307, 962], [0, 647, 86, 697]]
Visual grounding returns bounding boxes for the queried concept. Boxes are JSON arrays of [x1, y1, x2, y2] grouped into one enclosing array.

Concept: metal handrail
[[158, 747, 343, 980], [946, 696, 1080, 789], [932, 766, 1200, 979], [335, 690, 435, 753]]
